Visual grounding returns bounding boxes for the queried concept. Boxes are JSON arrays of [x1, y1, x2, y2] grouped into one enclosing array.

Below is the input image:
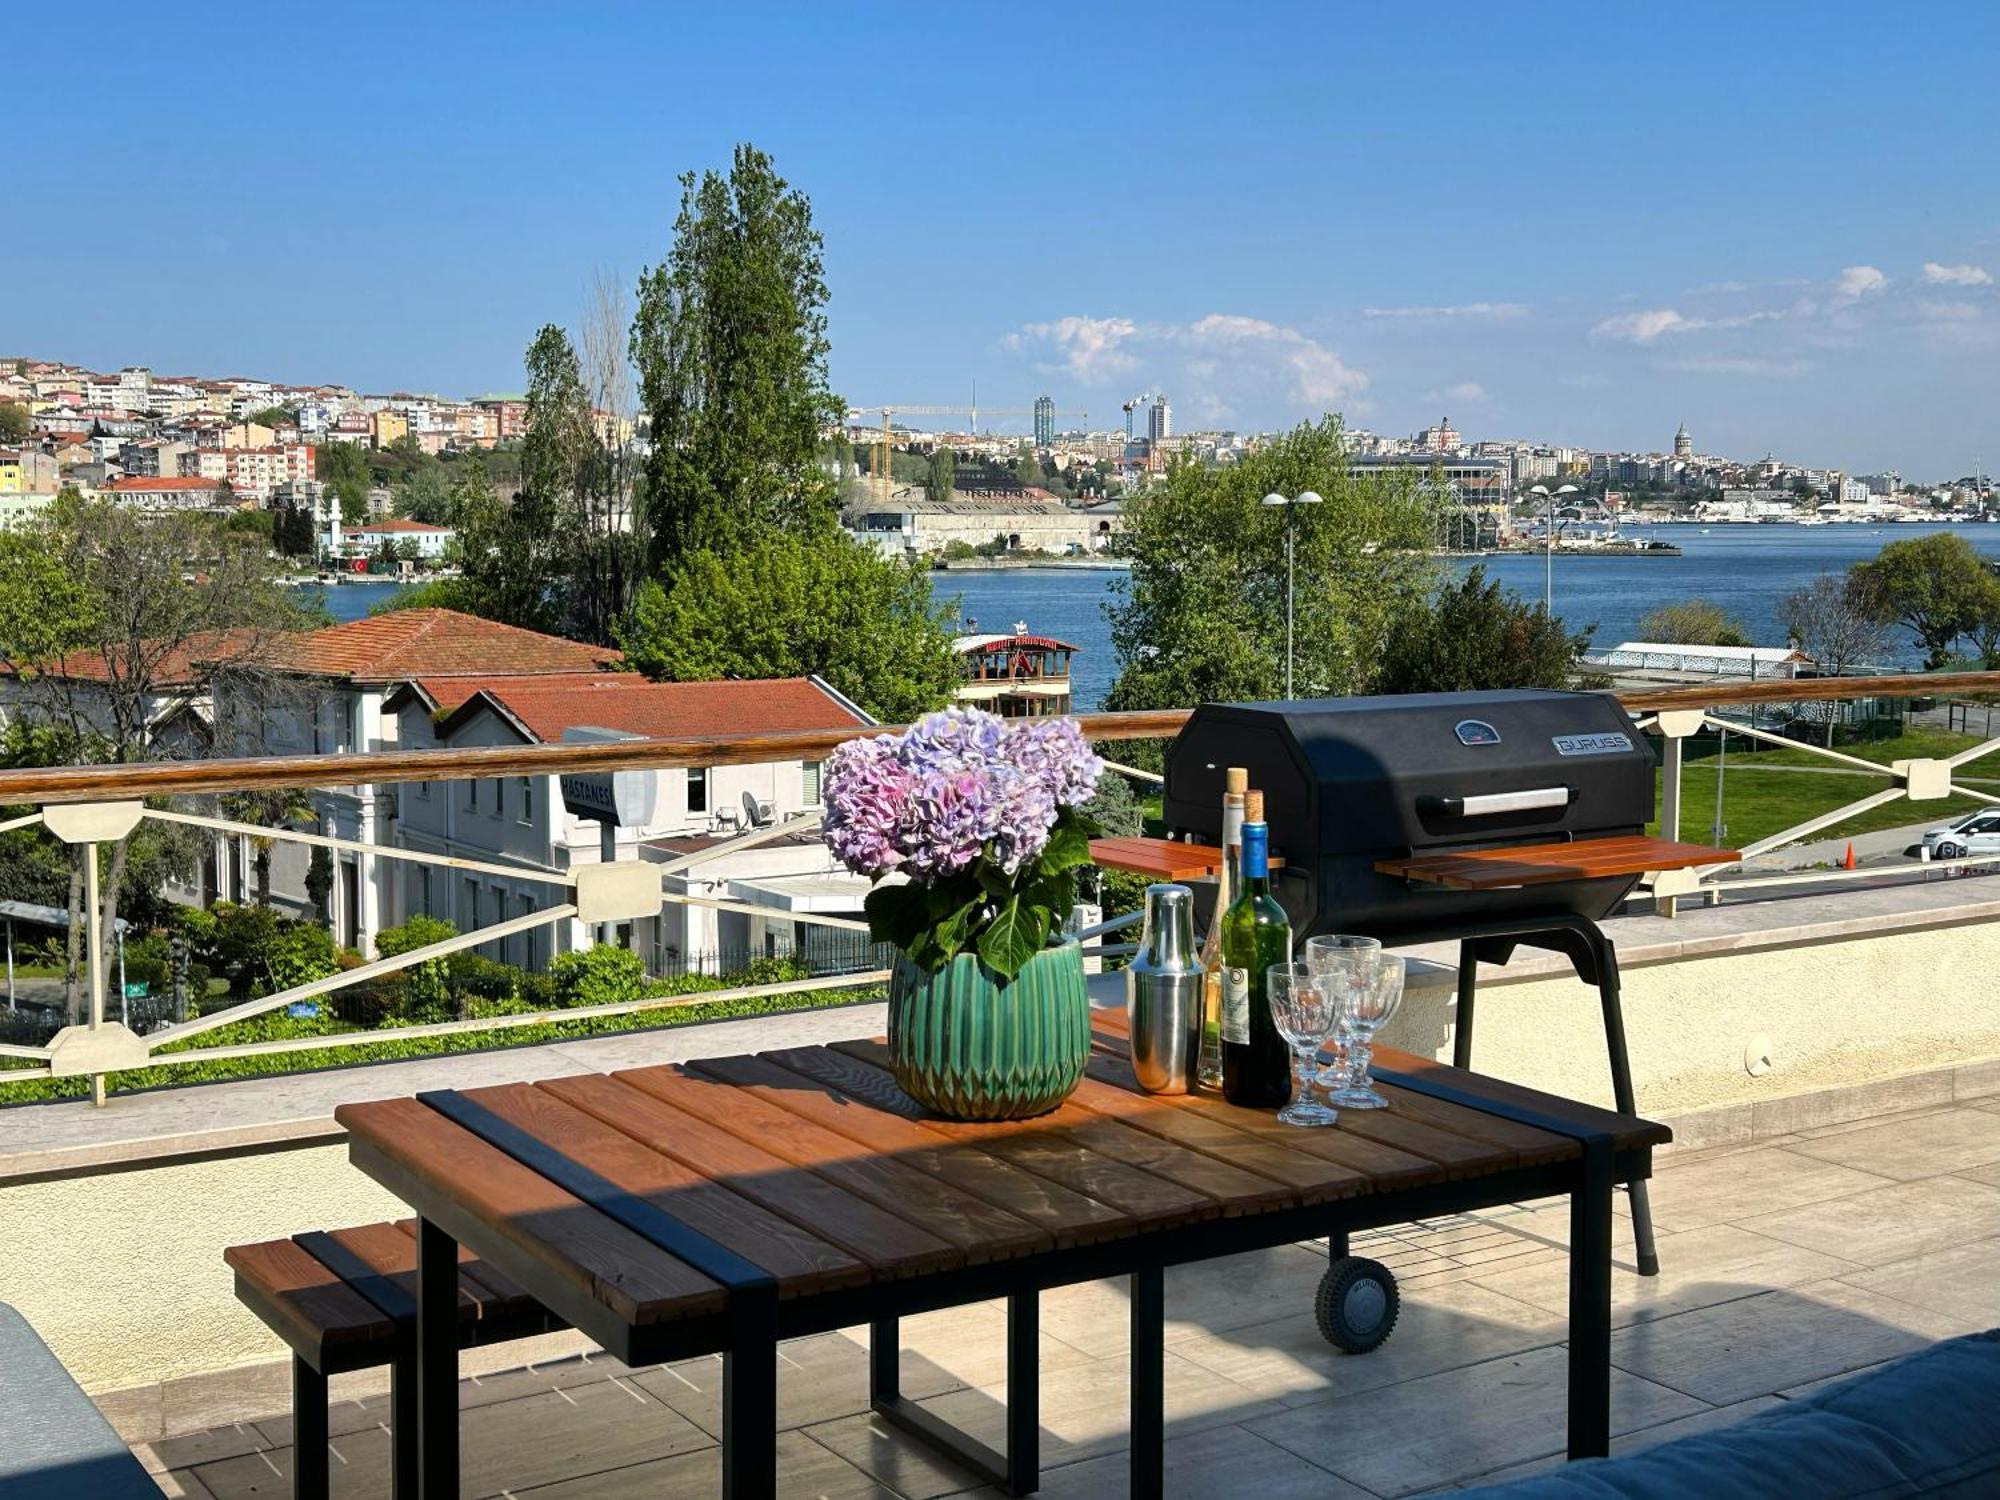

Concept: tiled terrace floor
[[146, 1096, 2000, 1498]]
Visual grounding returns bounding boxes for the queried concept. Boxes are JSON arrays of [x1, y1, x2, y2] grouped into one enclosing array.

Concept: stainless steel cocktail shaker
[[1127, 883, 1203, 1093]]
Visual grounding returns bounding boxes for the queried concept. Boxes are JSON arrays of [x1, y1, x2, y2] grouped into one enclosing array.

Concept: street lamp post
[[1526, 483, 1580, 614], [1260, 490, 1322, 698]]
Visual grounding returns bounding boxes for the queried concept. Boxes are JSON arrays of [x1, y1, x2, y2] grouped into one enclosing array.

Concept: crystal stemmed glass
[[1267, 962, 1340, 1127], [1329, 955, 1406, 1110], [1304, 934, 1381, 1090]]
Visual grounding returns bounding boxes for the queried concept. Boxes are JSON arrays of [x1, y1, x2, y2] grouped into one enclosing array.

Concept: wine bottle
[[1221, 790, 1293, 1108], [1196, 767, 1248, 1089]]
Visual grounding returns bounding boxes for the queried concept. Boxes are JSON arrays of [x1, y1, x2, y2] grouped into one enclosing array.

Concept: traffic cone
[[1844, 842, 1857, 871]]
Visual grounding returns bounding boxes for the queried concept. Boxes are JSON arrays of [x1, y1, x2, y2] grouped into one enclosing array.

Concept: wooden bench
[[226, 1220, 563, 1499]]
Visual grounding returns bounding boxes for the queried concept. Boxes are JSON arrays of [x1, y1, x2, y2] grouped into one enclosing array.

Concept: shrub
[[378, 915, 456, 1019], [548, 944, 648, 1008]]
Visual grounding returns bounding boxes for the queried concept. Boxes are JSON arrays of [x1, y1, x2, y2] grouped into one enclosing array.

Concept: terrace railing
[[0, 679, 1995, 1105]]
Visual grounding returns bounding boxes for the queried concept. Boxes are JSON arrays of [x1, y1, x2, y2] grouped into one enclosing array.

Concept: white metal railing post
[[83, 838, 104, 1106], [1650, 711, 1705, 917]]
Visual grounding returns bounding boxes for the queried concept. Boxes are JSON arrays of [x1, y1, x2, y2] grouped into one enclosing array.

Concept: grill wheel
[[1315, 1256, 1400, 1354]]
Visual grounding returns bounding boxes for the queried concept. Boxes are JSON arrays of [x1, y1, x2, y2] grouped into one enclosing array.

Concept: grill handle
[[1422, 786, 1571, 819]]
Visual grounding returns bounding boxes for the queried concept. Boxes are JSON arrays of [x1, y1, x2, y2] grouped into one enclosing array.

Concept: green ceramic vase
[[886, 943, 1090, 1120]]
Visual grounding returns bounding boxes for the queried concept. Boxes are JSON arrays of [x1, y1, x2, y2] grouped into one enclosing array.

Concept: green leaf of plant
[[933, 896, 982, 961], [975, 896, 1043, 979], [1036, 821, 1094, 875], [864, 882, 931, 949]]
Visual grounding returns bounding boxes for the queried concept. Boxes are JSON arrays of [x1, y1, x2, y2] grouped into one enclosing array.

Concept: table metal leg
[[291, 1356, 327, 1500], [1130, 1265, 1165, 1499], [1591, 947, 1660, 1277], [723, 1289, 779, 1499], [1006, 1290, 1039, 1496], [869, 1315, 898, 1403], [390, 1345, 419, 1498], [416, 1218, 459, 1499], [1567, 1142, 1614, 1461]]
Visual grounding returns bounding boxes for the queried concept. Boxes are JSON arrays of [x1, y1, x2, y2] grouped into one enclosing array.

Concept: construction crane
[[847, 404, 1089, 506], [1122, 394, 1155, 441]]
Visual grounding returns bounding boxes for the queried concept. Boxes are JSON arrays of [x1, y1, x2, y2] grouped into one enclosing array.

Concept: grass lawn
[[1649, 725, 1991, 851]]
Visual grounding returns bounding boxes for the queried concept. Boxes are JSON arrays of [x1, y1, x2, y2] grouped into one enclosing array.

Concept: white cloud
[[1005, 312, 1368, 415], [1591, 309, 1695, 343], [1923, 261, 1992, 287], [1001, 315, 1138, 380], [1360, 302, 1528, 321], [1424, 381, 1488, 404], [1836, 265, 1887, 300]]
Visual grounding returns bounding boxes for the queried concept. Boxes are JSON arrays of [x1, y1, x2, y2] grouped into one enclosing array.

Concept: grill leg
[[1591, 942, 1660, 1276], [1452, 941, 1478, 1070], [1567, 1138, 1615, 1460], [415, 1218, 459, 1499], [1130, 1265, 1165, 1500], [291, 1356, 327, 1500]]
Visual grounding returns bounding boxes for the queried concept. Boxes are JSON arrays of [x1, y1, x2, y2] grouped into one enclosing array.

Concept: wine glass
[[1267, 961, 1339, 1127], [1329, 955, 1406, 1110], [1304, 934, 1381, 1090]]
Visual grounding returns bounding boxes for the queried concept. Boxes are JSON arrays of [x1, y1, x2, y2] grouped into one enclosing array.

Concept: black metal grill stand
[[1448, 912, 1660, 1278]]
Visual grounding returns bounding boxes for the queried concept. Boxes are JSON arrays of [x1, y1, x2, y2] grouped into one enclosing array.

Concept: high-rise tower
[[1033, 394, 1054, 446], [1148, 393, 1172, 441]]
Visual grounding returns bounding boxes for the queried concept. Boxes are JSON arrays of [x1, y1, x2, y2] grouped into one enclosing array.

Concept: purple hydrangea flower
[[822, 708, 1100, 885]]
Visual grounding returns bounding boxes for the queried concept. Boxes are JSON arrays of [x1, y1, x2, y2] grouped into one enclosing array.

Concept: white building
[[342, 518, 456, 560], [1148, 394, 1172, 442], [389, 671, 875, 973]]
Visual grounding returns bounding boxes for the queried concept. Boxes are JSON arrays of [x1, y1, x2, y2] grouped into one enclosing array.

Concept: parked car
[[1919, 809, 2000, 859]]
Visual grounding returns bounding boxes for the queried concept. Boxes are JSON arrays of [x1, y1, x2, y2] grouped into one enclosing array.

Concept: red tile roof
[[267, 610, 621, 683], [350, 517, 450, 534], [439, 675, 870, 744], [389, 670, 637, 717]]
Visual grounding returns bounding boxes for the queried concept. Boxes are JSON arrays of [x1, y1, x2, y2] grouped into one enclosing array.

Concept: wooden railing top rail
[[0, 673, 1990, 806]]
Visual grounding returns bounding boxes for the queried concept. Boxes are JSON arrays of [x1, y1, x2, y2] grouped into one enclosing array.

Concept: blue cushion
[[1461, 1329, 2000, 1499], [0, 1302, 159, 1497]]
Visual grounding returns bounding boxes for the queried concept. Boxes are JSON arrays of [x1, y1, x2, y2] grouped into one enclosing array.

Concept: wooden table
[[337, 1015, 1669, 1499]]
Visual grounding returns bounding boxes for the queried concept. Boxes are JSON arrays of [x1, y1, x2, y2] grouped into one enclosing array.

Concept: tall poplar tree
[[631, 145, 841, 568]]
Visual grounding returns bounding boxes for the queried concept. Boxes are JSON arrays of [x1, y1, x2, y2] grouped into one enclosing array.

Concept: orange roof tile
[[390, 670, 639, 717], [440, 676, 870, 744], [267, 610, 620, 683]]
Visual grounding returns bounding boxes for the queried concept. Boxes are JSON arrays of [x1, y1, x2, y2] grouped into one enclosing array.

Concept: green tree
[[632, 144, 841, 568], [615, 527, 960, 722], [1013, 448, 1041, 491], [1635, 598, 1753, 647], [396, 464, 453, 524], [1104, 418, 1439, 716], [0, 403, 30, 443], [1376, 567, 1593, 694], [926, 446, 955, 504], [1848, 532, 1995, 669]]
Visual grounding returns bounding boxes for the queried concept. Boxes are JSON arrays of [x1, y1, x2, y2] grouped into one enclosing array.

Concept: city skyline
[[11, 2, 1999, 475]]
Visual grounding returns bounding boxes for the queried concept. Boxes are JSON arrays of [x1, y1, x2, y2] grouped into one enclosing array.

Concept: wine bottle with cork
[[1221, 788, 1293, 1107], [1195, 766, 1248, 1089]]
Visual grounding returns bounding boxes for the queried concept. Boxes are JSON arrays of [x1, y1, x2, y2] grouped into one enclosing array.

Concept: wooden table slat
[[1376, 834, 1738, 890], [727, 1049, 1132, 1246], [389, 1219, 536, 1308], [335, 1097, 725, 1325], [542, 1072, 965, 1277], [825, 1040, 1236, 1228], [460, 1084, 870, 1296]]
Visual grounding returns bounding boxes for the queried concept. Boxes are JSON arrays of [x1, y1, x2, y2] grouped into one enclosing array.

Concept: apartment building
[[389, 671, 872, 972]]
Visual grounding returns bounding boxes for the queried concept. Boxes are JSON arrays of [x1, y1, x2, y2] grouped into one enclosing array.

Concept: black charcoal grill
[[1162, 688, 1657, 943], [1163, 690, 1723, 1307]]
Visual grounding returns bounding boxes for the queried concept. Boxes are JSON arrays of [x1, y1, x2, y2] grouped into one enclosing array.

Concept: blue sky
[[14, 2, 1999, 476]]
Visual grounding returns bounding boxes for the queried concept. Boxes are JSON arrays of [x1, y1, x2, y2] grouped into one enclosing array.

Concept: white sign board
[[559, 726, 662, 828]]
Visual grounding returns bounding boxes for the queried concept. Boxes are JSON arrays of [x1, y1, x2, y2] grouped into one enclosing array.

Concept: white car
[[1920, 810, 2000, 860]]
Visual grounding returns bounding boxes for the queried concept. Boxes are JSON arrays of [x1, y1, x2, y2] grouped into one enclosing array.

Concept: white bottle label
[[1222, 967, 1250, 1044]]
